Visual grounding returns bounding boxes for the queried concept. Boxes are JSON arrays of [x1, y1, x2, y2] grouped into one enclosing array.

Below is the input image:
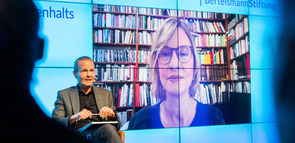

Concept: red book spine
[[214, 22, 221, 33], [104, 14, 106, 27], [129, 65, 131, 80], [116, 15, 119, 28], [210, 51, 214, 64], [135, 84, 139, 106], [246, 54, 250, 79]]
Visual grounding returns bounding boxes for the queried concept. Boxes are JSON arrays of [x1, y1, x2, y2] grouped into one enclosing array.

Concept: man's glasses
[[158, 45, 193, 64]]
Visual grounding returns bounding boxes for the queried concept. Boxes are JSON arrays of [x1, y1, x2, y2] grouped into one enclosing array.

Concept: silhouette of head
[[0, 0, 44, 90]]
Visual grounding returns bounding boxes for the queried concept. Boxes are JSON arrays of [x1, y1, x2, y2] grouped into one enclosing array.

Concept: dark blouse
[[128, 100, 225, 130]]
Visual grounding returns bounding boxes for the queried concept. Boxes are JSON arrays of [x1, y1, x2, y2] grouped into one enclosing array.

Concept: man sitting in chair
[[52, 56, 123, 143]]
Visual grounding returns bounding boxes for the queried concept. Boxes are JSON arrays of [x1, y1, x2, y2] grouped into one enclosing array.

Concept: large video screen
[[92, 4, 251, 130], [31, 0, 281, 142]]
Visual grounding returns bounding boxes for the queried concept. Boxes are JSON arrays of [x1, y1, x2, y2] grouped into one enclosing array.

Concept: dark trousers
[[80, 124, 123, 143]]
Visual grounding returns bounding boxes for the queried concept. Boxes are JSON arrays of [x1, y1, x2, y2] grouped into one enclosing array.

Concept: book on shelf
[[197, 82, 228, 104], [229, 35, 249, 59], [227, 17, 249, 45], [138, 31, 154, 44], [138, 7, 166, 15], [95, 64, 135, 82], [95, 84, 134, 107], [199, 49, 225, 64], [200, 65, 228, 81], [138, 66, 149, 81], [93, 29, 136, 44], [93, 13, 136, 29], [184, 11, 225, 19], [138, 50, 150, 64], [135, 83, 158, 106], [185, 19, 225, 33], [227, 14, 246, 30], [232, 81, 250, 93], [117, 109, 133, 127], [94, 48, 136, 63], [94, 4, 137, 13], [138, 16, 165, 30], [194, 34, 226, 47], [196, 81, 250, 104], [230, 57, 250, 80]]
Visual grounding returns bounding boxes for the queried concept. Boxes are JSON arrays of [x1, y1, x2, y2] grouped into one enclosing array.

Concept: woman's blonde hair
[[149, 17, 200, 101]]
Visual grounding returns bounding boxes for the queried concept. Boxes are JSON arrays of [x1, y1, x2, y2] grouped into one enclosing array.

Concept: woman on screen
[[128, 18, 225, 130]]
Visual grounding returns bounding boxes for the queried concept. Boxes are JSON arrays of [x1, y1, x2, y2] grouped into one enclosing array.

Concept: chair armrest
[[117, 131, 125, 143]]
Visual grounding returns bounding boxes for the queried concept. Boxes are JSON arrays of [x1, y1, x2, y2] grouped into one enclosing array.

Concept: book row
[[194, 34, 227, 47], [199, 49, 225, 64], [94, 64, 150, 82], [95, 65, 135, 82], [230, 56, 250, 80], [228, 15, 246, 30], [117, 109, 133, 127], [197, 82, 227, 104], [196, 81, 250, 104], [185, 20, 226, 33], [229, 36, 249, 59], [232, 81, 250, 93], [138, 16, 165, 30], [94, 4, 226, 19], [228, 17, 249, 45], [93, 4, 137, 13], [138, 31, 154, 45], [183, 11, 226, 19], [200, 65, 228, 81], [96, 84, 134, 107], [93, 49, 150, 64], [93, 49, 136, 63], [96, 83, 159, 107], [93, 29, 136, 44], [93, 13, 136, 29]]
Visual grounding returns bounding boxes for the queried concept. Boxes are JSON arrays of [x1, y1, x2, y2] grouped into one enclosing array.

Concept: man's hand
[[69, 109, 92, 124], [99, 107, 115, 118]]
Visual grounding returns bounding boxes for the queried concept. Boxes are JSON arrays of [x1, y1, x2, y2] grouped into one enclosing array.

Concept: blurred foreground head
[[0, 0, 44, 90], [274, 0, 295, 143]]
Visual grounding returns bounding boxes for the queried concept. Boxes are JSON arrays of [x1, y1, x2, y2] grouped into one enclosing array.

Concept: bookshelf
[[92, 4, 251, 126]]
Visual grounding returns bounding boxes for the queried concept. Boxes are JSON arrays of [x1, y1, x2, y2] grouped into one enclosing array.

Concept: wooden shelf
[[200, 80, 231, 83], [230, 51, 249, 61], [116, 106, 133, 109], [138, 44, 151, 46], [229, 31, 249, 47], [201, 64, 227, 66], [228, 15, 248, 30], [231, 78, 250, 82], [135, 106, 151, 108], [135, 81, 152, 83]]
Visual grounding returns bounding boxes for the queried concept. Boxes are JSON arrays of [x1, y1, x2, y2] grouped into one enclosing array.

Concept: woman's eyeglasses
[[158, 45, 193, 64]]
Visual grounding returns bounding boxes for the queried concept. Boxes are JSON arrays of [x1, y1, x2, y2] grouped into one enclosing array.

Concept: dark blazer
[[52, 86, 121, 130]]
